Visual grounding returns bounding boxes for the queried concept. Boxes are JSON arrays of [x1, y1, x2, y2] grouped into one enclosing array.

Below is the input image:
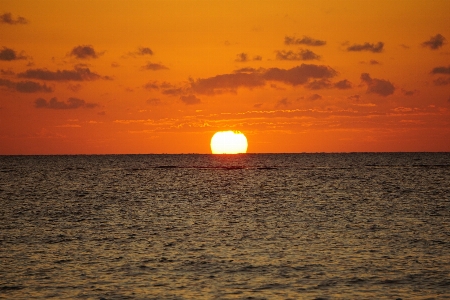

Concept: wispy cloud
[[431, 66, 450, 74], [421, 34, 446, 50], [0, 79, 52, 93], [284, 36, 326, 46], [0, 13, 28, 25], [0, 47, 27, 61], [35, 97, 98, 109], [347, 42, 384, 53], [360, 73, 395, 96]]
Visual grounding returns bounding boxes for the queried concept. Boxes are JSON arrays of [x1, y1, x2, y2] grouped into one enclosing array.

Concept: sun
[[210, 131, 248, 154]]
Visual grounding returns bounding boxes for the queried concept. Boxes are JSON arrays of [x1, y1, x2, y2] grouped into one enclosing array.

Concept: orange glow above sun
[[210, 131, 248, 154]]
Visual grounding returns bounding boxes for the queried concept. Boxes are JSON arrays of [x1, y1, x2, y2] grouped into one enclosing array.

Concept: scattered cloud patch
[[421, 34, 446, 50], [276, 49, 320, 60], [347, 42, 384, 53], [235, 53, 249, 62], [0, 13, 28, 25], [180, 94, 201, 105], [308, 94, 322, 101], [305, 79, 331, 90], [18, 66, 108, 81], [431, 66, 450, 74], [360, 73, 395, 96], [70, 45, 101, 59], [1, 69, 14, 75], [402, 89, 418, 96], [146, 98, 162, 106], [0, 47, 27, 61], [275, 98, 291, 108], [334, 79, 352, 89], [284, 36, 326, 46], [111, 62, 120, 68], [348, 94, 360, 101], [370, 60, 381, 65], [137, 47, 153, 55], [433, 77, 450, 86], [190, 64, 337, 95], [141, 62, 169, 71], [0, 78, 52, 93], [35, 97, 98, 109]]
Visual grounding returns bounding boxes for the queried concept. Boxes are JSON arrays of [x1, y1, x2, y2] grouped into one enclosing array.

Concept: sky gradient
[[1, 0, 449, 154]]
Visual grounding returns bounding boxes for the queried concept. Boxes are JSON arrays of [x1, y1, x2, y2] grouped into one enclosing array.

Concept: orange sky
[[1, 0, 449, 154]]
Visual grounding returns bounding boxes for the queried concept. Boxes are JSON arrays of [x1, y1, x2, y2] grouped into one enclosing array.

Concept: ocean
[[1, 153, 449, 299]]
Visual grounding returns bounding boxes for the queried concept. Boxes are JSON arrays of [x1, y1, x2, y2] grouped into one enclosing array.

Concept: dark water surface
[[1, 153, 449, 299]]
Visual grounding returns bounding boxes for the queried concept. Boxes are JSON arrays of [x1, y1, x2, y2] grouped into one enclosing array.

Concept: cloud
[[180, 94, 201, 105], [190, 64, 337, 95], [190, 72, 265, 95], [0, 79, 52, 93], [146, 98, 162, 106], [35, 97, 98, 109], [0, 13, 28, 25], [284, 36, 326, 46], [18, 66, 108, 81], [0, 47, 27, 61], [69, 45, 101, 59], [334, 79, 352, 89], [1, 69, 14, 75], [235, 53, 249, 62], [137, 47, 153, 55], [308, 94, 322, 101], [263, 64, 337, 86], [276, 49, 320, 61], [305, 79, 331, 90], [401, 89, 418, 96], [421, 34, 446, 50], [370, 60, 381, 65], [141, 62, 169, 70], [347, 42, 384, 53], [360, 73, 395, 96], [347, 94, 360, 101], [433, 77, 450, 86], [431, 66, 450, 74], [275, 98, 291, 108]]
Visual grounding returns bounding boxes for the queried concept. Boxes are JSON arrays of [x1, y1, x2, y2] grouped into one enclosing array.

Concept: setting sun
[[210, 131, 248, 154]]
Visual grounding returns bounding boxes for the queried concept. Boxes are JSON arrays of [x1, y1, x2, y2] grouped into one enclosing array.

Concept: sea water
[[1, 153, 449, 299]]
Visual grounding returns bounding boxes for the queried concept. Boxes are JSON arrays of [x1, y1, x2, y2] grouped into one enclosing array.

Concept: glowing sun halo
[[210, 131, 248, 154]]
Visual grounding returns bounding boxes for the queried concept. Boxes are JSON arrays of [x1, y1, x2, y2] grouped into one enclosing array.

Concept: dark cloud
[[433, 77, 450, 86], [334, 79, 352, 89], [401, 89, 418, 96], [275, 98, 291, 107], [235, 53, 249, 62], [284, 36, 326, 46], [137, 47, 153, 55], [180, 94, 201, 105], [0, 47, 27, 61], [308, 94, 322, 101], [0, 78, 52, 93], [360, 73, 395, 96], [35, 97, 98, 109], [70, 45, 101, 59], [370, 60, 381, 65], [146, 98, 162, 106], [0, 13, 28, 25], [141, 62, 169, 71], [348, 95, 360, 101], [421, 34, 446, 50], [276, 49, 320, 60], [253, 55, 262, 61], [347, 42, 384, 53], [263, 64, 337, 86], [190, 64, 337, 95], [431, 66, 450, 74], [305, 79, 331, 90], [190, 72, 265, 95], [1, 69, 15, 75], [18, 67, 107, 81]]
